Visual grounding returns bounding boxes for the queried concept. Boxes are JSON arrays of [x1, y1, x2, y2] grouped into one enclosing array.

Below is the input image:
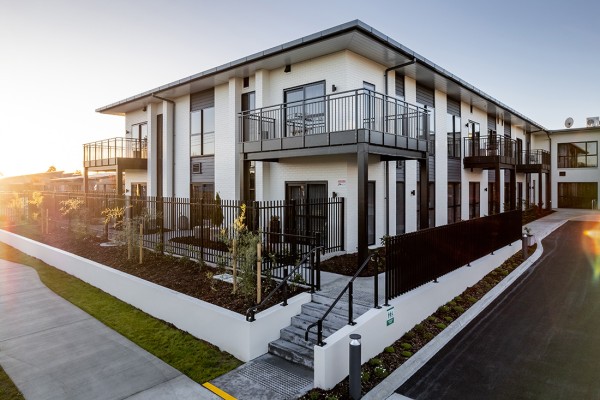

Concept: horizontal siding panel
[[395, 72, 405, 98], [396, 161, 405, 182], [487, 114, 496, 132], [416, 84, 434, 108], [447, 158, 461, 182], [190, 156, 215, 183], [447, 97, 460, 116], [191, 89, 214, 111]]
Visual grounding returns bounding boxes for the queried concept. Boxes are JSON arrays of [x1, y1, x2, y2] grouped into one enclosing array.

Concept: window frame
[[557, 141, 598, 168]]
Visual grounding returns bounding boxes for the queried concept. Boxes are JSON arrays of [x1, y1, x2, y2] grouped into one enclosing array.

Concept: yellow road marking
[[202, 382, 237, 400]]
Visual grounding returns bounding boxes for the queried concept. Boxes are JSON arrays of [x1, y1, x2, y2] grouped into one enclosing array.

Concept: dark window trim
[[283, 80, 327, 102]]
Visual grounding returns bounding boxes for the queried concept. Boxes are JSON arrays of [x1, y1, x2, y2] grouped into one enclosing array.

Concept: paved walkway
[[395, 218, 600, 399], [365, 208, 600, 400], [0, 259, 219, 400]]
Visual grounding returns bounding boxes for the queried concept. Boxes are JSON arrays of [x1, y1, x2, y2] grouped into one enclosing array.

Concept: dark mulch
[[170, 235, 229, 252], [301, 245, 536, 399], [319, 249, 384, 277], [4, 224, 303, 315]]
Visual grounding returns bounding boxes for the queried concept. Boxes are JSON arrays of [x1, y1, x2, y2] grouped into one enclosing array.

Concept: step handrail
[[246, 245, 323, 322], [304, 255, 379, 346]]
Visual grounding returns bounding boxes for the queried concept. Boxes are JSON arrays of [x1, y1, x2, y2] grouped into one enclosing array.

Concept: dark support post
[[116, 166, 123, 195], [418, 158, 428, 229], [240, 156, 249, 202], [494, 164, 501, 215], [349, 334, 362, 400], [538, 171, 543, 210], [357, 143, 369, 267], [510, 169, 516, 211], [547, 172, 552, 210], [348, 282, 355, 325], [83, 168, 89, 194], [522, 234, 528, 259]]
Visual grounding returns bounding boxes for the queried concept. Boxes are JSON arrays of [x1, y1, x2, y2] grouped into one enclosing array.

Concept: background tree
[[46, 165, 57, 173]]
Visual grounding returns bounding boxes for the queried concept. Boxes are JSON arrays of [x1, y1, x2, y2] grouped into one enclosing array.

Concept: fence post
[[257, 241, 262, 304], [316, 232, 321, 291], [232, 239, 238, 294], [200, 198, 205, 261], [127, 220, 132, 260], [139, 223, 143, 264], [348, 282, 355, 325]]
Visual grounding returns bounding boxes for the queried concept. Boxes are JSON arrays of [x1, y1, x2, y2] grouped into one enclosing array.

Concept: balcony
[[463, 136, 517, 169], [83, 137, 147, 170], [239, 89, 432, 161], [516, 150, 551, 173]]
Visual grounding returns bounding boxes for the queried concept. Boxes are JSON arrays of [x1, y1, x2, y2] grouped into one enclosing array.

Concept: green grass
[[0, 242, 242, 387], [0, 365, 24, 400]]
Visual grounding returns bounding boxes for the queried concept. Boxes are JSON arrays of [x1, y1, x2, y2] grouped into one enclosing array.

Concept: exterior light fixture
[[410, 190, 416, 196], [284, 64, 291, 73], [332, 84, 337, 92]]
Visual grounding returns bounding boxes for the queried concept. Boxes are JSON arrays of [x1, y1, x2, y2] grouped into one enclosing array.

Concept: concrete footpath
[[0, 259, 220, 400]]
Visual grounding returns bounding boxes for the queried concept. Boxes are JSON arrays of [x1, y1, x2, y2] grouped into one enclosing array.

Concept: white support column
[[162, 100, 174, 197], [254, 69, 270, 201], [147, 103, 158, 196], [434, 90, 447, 226]]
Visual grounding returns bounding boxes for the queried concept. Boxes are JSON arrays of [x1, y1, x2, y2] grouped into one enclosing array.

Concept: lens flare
[[583, 225, 600, 283]]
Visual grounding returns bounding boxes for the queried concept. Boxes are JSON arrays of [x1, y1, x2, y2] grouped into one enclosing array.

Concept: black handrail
[[246, 245, 322, 322], [304, 255, 380, 346]]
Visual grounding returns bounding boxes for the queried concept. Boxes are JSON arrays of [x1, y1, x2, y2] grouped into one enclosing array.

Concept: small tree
[[212, 192, 224, 227]]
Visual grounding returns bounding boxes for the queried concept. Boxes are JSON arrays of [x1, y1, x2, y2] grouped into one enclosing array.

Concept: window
[[284, 81, 325, 136], [558, 142, 597, 168], [190, 107, 215, 156], [241, 92, 257, 140], [192, 163, 202, 174], [447, 183, 461, 223], [447, 114, 461, 158], [466, 121, 481, 157], [469, 182, 480, 219], [417, 182, 435, 229], [488, 182, 497, 215]]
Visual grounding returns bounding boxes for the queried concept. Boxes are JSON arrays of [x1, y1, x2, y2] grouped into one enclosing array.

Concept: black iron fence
[[463, 136, 517, 158], [385, 210, 522, 300], [83, 137, 147, 168], [240, 88, 429, 142], [0, 191, 344, 268], [518, 149, 551, 168]]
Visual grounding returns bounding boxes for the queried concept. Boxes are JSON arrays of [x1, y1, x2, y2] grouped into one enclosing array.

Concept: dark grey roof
[[97, 20, 545, 132]]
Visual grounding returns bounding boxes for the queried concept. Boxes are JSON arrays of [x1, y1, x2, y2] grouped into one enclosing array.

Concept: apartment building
[[85, 20, 550, 260], [539, 123, 599, 209]]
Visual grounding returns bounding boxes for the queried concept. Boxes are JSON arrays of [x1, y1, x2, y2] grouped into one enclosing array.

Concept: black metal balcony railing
[[239, 88, 431, 153], [518, 150, 550, 167], [84, 137, 147, 168], [463, 136, 517, 159]]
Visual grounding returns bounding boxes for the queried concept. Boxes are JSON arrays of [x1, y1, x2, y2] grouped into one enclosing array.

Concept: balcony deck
[[516, 149, 551, 173], [463, 136, 517, 169], [239, 89, 432, 161], [84, 137, 147, 170]]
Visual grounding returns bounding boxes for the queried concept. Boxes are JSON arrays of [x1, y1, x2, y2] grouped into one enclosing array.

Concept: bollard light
[[349, 334, 362, 400], [522, 234, 528, 260]]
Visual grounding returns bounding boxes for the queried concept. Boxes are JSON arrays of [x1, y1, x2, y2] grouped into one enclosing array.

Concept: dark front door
[[285, 182, 327, 245]]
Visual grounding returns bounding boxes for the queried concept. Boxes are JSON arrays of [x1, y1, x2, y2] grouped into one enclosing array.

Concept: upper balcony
[[463, 136, 517, 169], [516, 149, 551, 173], [239, 89, 432, 161], [83, 137, 147, 170]]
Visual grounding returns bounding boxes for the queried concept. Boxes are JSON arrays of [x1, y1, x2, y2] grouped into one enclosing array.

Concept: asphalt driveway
[[397, 220, 600, 399]]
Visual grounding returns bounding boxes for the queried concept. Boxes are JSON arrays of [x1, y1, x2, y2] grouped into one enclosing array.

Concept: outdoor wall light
[[332, 191, 337, 198], [142, 106, 147, 112], [332, 84, 337, 92], [410, 190, 416, 196], [484, 188, 488, 191], [284, 64, 291, 73]]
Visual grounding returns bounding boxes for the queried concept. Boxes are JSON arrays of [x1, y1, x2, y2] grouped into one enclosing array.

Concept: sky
[[1, 0, 599, 177]]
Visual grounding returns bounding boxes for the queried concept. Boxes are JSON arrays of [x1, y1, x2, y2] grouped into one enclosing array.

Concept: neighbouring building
[[541, 123, 599, 209], [86, 20, 552, 260]]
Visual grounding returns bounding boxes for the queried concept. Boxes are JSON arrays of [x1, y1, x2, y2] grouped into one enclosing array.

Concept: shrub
[[427, 316, 438, 322], [453, 305, 465, 314], [438, 305, 450, 313], [384, 346, 395, 353], [361, 371, 371, 382], [444, 316, 454, 322], [435, 323, 447, 330], [424, 332, 434, 340], [373, 365, 388, 378], [414, 324, 425, 333], [401, 351, 413, 358], [404, 330, 416, 340], [368, 357, 382, 367]]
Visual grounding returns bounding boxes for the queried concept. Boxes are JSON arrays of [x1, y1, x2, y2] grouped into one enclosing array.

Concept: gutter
[[383, 58, 416, 96]]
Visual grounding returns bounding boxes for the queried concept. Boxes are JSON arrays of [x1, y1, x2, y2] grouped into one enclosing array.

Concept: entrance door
[[285, 182, 327, 244], [284, 82, 325, 136]]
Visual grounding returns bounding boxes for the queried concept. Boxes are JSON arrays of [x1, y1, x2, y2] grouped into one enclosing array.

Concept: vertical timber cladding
[[190, 89, 215, 185]]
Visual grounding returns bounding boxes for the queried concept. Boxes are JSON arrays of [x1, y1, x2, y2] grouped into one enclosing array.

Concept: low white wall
[[313, 240, 521, 389], [0, 229, 310, 362]]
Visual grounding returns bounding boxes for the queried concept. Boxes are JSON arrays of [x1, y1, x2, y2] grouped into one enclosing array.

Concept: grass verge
[[0, 241, 242, 389], [0, 365, 24, 400]]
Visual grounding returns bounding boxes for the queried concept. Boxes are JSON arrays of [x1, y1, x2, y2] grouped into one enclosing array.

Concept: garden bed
[[2, 224, 303, 315]]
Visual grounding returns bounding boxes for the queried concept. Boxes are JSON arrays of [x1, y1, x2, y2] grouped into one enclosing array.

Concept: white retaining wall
[[0, 230, 310, 362], [313, 239, 522, 389]]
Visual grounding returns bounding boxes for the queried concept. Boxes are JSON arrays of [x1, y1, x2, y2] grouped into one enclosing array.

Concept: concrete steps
[[267, 292, 373, 370]]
